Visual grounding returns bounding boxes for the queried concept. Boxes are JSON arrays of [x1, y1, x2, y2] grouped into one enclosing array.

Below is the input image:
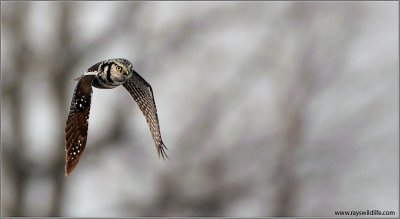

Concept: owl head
[[106, 58, 133, 83], [87, 58, 135, 89]]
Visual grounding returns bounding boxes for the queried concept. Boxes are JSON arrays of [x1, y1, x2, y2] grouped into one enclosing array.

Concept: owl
[[64, 58, 168, 176]]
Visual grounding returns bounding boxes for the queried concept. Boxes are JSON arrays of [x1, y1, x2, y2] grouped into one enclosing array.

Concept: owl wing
[[123, 70, 168, 159], [64, 75, 95, 176]]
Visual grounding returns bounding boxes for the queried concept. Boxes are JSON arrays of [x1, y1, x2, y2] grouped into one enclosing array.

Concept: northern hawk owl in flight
[[64, 58, 167, 176]]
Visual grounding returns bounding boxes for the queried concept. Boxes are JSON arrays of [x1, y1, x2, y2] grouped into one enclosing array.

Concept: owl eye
[[115, 66, 122, 72]]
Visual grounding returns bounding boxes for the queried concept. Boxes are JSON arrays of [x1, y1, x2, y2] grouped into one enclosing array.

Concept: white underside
[[84, 71, 97, 76]]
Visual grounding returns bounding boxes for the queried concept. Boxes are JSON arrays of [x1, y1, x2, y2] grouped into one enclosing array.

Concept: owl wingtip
[[65, 160, 78, 177], [157, 143, 169, 160], [65, 165, 73, 177], [65, 167, 71, 177]]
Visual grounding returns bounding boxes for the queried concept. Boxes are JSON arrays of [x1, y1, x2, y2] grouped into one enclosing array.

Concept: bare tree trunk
[[6, 3, 31, 216], [273, 107, 304, 216]]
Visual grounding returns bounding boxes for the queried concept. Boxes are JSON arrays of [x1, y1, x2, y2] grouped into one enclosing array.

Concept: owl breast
[[92, 76, 120, 89]]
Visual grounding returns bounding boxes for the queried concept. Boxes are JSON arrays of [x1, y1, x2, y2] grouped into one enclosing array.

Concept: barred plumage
[[64, 58, 167, 176], [123, 70, 168, 159]]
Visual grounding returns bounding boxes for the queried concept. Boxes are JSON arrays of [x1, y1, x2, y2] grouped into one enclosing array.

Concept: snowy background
[[1, 1, 398, 217]]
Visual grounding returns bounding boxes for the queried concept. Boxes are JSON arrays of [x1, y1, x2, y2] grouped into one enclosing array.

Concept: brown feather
[[64, 75, 95, 176]]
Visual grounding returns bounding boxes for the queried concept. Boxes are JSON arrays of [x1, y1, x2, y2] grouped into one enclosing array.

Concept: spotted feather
[[65, 75, 95, 176]]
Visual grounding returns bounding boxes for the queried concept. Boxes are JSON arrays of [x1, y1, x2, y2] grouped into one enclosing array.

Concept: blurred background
[[1, 1, 398, 217]]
